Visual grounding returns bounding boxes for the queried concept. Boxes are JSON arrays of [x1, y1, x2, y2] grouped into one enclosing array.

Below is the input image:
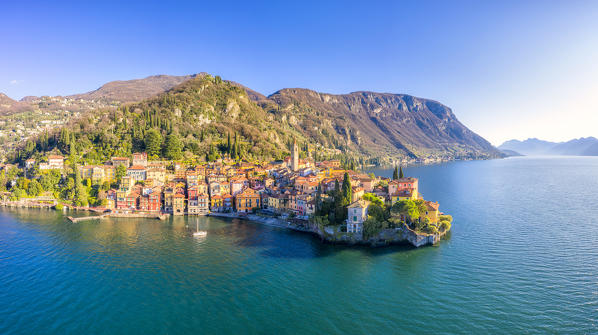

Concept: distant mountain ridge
[[0, 75, 197, 116], [0, 93, 30, 114], [67, 74, 197, 103], [499, 137, 598, 156]]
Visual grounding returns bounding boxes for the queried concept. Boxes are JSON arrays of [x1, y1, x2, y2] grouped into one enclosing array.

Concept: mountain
[[0, 75, 195, 115], [9, 74, 501, 165], [0, 93, 30, 114], [0, 75, 199, 155], [263, 89, 501, 160], [67, 74, 197, 103], [500, 149, 523, 157], [499, 137, 598, 156]]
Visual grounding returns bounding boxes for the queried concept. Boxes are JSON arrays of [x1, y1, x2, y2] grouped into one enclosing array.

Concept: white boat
[[192, 219, 207, 237]]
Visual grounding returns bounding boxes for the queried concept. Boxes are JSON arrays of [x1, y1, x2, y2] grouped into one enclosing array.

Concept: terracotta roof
[[426, 201, 439, 211], [348, 199, 370, 208], [128, 165, 146, 170], [397, 177, 418, 183]]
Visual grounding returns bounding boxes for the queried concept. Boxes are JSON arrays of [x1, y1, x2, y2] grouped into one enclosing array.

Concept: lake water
[[1, 156, 597, 334]]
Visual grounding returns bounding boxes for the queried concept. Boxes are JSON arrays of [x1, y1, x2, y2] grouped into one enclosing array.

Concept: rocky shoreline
[[209, 212, 449, 248]]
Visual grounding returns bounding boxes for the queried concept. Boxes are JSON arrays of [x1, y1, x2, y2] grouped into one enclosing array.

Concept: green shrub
[[439, 214, 453, 223], [439, 220, 451, 231]]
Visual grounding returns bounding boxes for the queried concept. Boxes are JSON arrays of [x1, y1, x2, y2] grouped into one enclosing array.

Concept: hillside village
[[1, 140, 451, 243]]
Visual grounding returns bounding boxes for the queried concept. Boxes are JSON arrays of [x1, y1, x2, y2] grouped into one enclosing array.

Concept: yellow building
[[79, 165, 94, 179], [91, 166, 105, 183], [210, 195, 223, 211], [147, 168, 166, 185], [235, 188, 260, 213], [422, 201, 440, 224], [173, 194, 185, 215], [103, 165, 115, 181]]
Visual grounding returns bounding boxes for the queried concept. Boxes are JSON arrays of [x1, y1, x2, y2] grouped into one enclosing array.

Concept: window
[[353, 216, 357, 222]]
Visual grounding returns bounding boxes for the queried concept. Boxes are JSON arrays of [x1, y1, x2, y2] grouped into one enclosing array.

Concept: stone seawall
[[310, 222, 448, 248]]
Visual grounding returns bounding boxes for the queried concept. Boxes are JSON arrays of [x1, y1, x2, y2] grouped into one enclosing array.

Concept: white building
[[132, 152, 148, 167], [126, 166, 147, 181], [346, 200, 370, 234], [47, 155, 64, 170]]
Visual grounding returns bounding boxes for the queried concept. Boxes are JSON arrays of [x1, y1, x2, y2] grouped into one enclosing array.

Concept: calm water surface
[[1, 157, 597, 334]]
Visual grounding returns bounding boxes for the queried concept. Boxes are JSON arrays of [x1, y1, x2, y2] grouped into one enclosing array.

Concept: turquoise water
[[1, 156, 597, 334]]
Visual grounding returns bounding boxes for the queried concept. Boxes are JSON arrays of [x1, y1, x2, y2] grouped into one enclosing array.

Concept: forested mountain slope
[[11, 74, 502, 165]]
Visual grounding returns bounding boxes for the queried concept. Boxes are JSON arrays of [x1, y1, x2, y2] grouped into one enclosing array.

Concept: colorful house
[[210, 195, 223, 212], [173, 194, 185, 215], [346, 200, 370, 234], [126, 166, 147, 181], [132, 152, 148, 167], [422, 201, 440, 223], [235, 188, 260, 213]]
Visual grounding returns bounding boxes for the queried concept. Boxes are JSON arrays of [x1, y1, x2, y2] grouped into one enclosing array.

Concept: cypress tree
[[399, 166, 404, 179], [341, 172, 352, 206], [393, 166, 399, 180], [333, 179, 342, 223], [227, 133, 231, 154]]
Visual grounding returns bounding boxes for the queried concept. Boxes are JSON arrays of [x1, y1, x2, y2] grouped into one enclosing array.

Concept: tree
[[73, 164, 88, 206], [362, 193, 383, 206], [163, 133, 183, 160], [341, 172, 352, 206], [145, 129, 162, 157], [367, 203, 389, 223], [393, 166, 399, 180], [363, 216, 387, 239], [391, 199, 419, 223], [40, 170, 61, 192], [399, 166, 404, 179], [227, 133, 231, 154], [27, 180, 43, 197], [115, 164, 127, 182], [11, 188, 26, 200], [61, 177, 75, 200]]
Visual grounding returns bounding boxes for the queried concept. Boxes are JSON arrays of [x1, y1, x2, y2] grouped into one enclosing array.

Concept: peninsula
[[0, 142, 451, 248]]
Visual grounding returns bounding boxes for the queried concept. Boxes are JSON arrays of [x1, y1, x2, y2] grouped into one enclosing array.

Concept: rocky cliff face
[[264, 89, 502, 161]]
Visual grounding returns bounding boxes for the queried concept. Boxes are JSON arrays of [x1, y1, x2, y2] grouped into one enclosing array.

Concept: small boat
[[192, 219, 207, 237]]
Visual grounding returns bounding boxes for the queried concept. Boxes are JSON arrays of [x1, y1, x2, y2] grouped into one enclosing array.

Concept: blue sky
[[1, 0, 597, 145]]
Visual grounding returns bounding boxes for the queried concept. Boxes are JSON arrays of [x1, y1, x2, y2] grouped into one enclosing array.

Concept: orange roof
[[426, 201, 439, 211], [398, 177, 418, 183], [48, 155, 64, 160], [128, 165, 146, 170]]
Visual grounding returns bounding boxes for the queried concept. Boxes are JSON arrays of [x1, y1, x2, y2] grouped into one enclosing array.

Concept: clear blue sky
[[2, 0, 597, 145]]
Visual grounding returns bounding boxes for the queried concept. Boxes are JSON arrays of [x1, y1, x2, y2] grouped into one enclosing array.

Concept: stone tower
[[291, 139, 299, 171]]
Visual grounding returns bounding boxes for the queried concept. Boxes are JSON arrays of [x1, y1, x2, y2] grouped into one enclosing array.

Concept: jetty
[[67, 212, 169, 222], [67, 214, 108, 222]]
